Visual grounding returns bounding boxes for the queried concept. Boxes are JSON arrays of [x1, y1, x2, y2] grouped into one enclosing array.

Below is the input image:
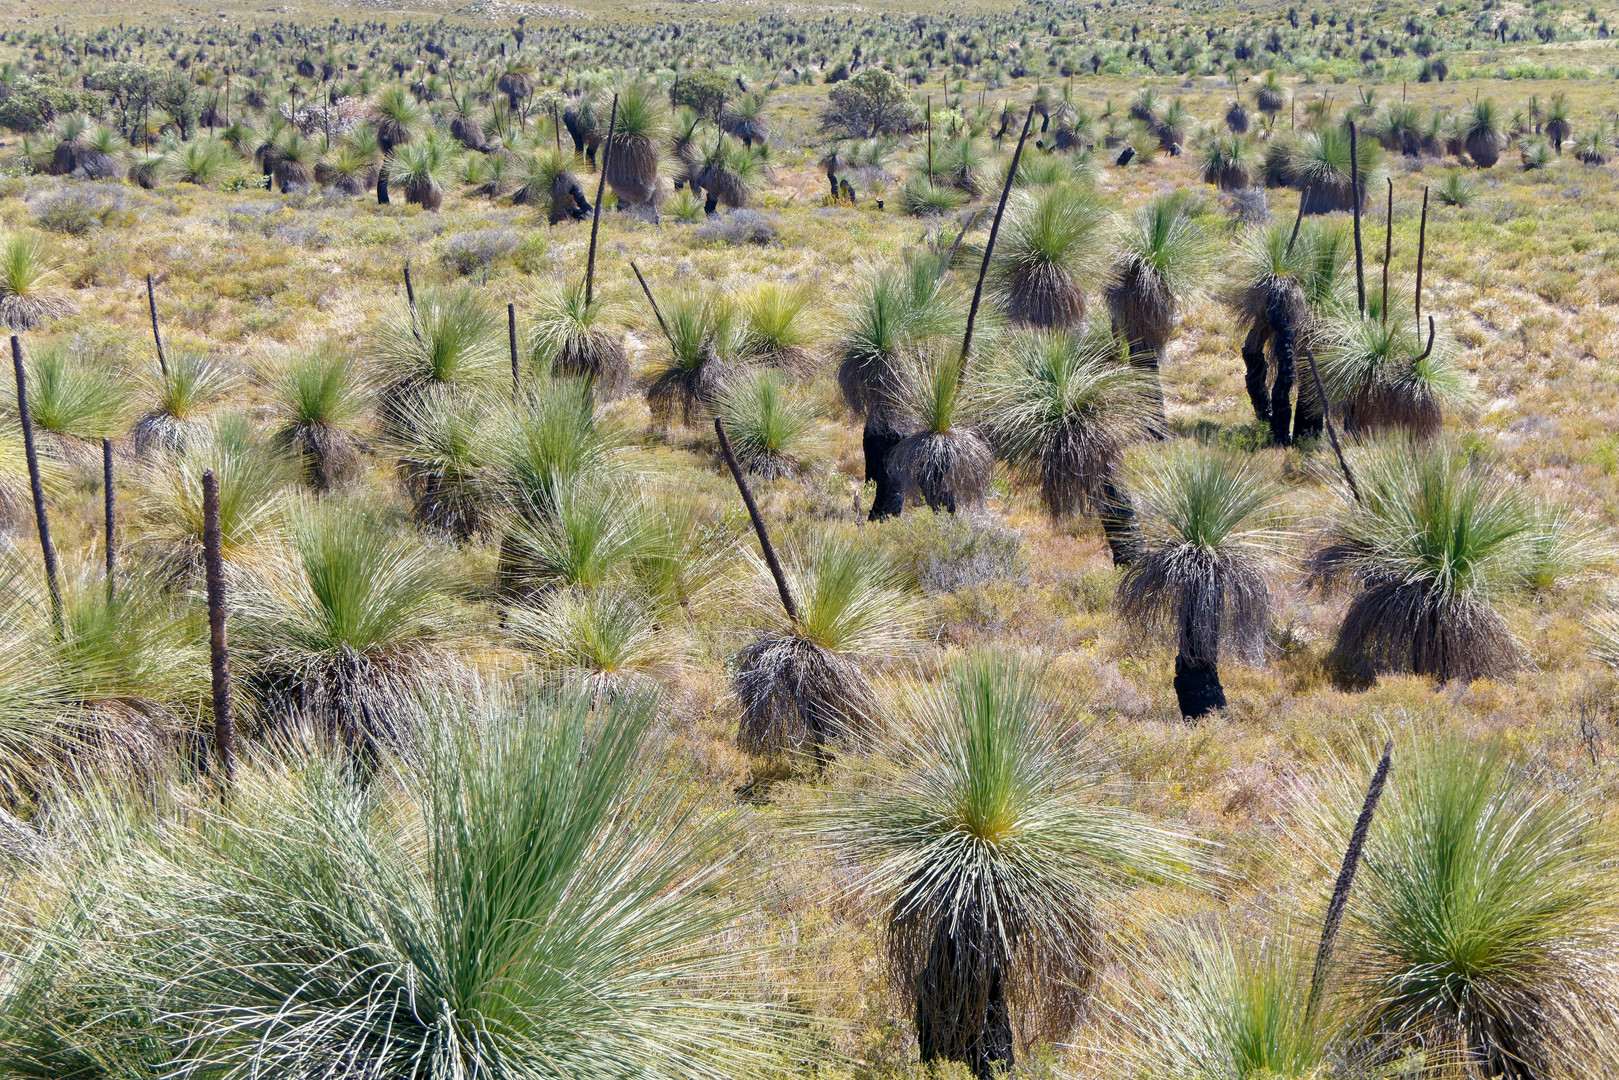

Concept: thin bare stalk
[[961, 102, 1036, 374], [631, 261, 673, 348], [508, 302, 520, 394], [585, 93, 619, 307], [403, 261, 422, 344], [103, 437, 116, 596], [147, 272, 168, 377], [1307, 739, 1393, 1019], [714, 417, 799, 625], [1303, 344, 1360, 502], [1415, 186, 1429, 319], [12, 336, 61, 634], [1288, 183, 1308, 254], [1349, 121, 1365, 315], [202, 468, 235, 781], [1382, 177, 1393, 324]]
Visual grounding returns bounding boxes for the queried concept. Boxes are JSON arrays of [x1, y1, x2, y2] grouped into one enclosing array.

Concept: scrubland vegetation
[[3, 0, 1619, 1076]]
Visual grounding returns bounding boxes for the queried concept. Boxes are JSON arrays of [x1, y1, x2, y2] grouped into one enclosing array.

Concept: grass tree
[[990, 183, 1109, 329], [1298, 736, 1619, 1076], [498, 481, 661, 600], [371, 284, 504, 415], [508, 587, 686, 700], [603, 82, 669, 218], [1309, 442, 1588, 685], [484, 377, 632, 522], [133, 349, 237, 454], [646, 290, 742, 428], [1463, 98, 1506, 167], [1317, 307, 1473, 439], [813, 650, 1203, 1078], [837, 256, 962, 520], [0, 233, 76, 331], [267, 345, 369, 491], [1103, 195, 1214, 426], [385, 130, 452, 210], [237, 500, 466, 755], [738, 281, 821, 372], [981, 328, 1158, 560], [715, 369, 818, 479], [734, 535, 921, 758], [694, 133, 764, 215], [1197, 131, 1259, 191], [10, 345, 131, 464], [48, 685, 787, 1077], [387, 385, 493, 541], [1120, 923, 1339, 1080], [1115, 446, 1291, 719], [1290, 125, 1384, 214], [137, 412, 298, 578], [515, 146, 592, 224], [371, 84, 423, 203], [1226, 219, 1352, 445], [526, 279, 628, 395], [889, 348, 994, 514]]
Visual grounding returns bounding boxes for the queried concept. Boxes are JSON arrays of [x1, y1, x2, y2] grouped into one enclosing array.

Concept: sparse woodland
[[3, 0, 1619, 1076]]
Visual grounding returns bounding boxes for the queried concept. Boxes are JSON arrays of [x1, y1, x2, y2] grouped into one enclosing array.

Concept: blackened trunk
[[1267, 296, 1298, 446], [103, 438, 116, 592], [704, 190, 719, 216], [1174, 652, 1226, 719], [916, 924, 1016, 1080], [376, 169, 390, 204], [12, 337, 61, 634], [1098, 478, 1138, 565], [202, 469, 235, 779], [1241, 321, 1272, 424], [864, 420, 906, 521], [1293, 376, 1324, 440], [1127, 337, 1169, 433]]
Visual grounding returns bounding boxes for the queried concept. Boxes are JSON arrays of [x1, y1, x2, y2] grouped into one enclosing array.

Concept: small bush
[[31, 185, 126, 237], [694, 208, 778, 246], [442, 227, 523, 276]]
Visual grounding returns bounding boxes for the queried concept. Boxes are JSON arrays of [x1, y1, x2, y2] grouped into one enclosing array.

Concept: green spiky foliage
[[715, 368, 818, 479], [387, 385, 493, 541], [1310, 442, 1589, 684], [237, 500, 465, 754], [1197, 131, 1259, 191], [508, 587, 686, 699], [738, 281, 821, 372], [1289, 125, 1385, 214], [16, 685, 787, 1078], [899, 175, 970, 217], [133, 349, 238, 455], [1120, 923, 1338, 1080], [734, 534, 921, 759], [498, 481, 662, 599], [812, 649, 1204, 1079], [991, 183, 1110, 329], [1298, 736, 1619, 1077], [525, 280, 629, 395], [1103, 194, 1214, 422], [485, 378, 631, 521], [137, 412, 298, 578], [371, 285, 504, 413], [981, 328, 1157, 534], [1545, 92, 1572, 151], [371, 83, 423, 153], [169, 138, 236, 185], [1317, 307, 1473, 439], [603, 82, 670, 214], [888, 348, 993, 514], [1462, 98, 1505, 167], [11, 344, 131, 446], [268, 345, 368, 491], [385, 130, 452, 209], [695, 133, 764, 214], [514, 146, 591, 224], [1014, 150, 1094, 187], [645, 291, 741, 428], [0, 232, 75, 331], [930, 135, 988, 196], [1114, 446, 1291, 719]]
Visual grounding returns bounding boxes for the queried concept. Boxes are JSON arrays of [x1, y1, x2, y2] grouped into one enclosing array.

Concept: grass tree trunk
[[376, 168, 390, 205], [916, 923, 1015, 1080], [864, 419, 906, 521], [202, 468, 235, 780], [12, 336, 62, 634], [1241, 322, 1271, 424], [1098, 478, 1138, 565], [1174, 594, 1226, 720], [1266, 293, 1298, 446]]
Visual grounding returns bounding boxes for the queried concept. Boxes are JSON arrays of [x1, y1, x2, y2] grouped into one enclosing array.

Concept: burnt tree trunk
[[376, 168, 391, 204], [915, 922, 1016, 1080], [1241, 322, 1272, 424], [864, 420, 906, 521], [1098, 478, 1138, 566], [1267, 292, 1299, 446], [1174, 597, 1226, 720], [202, 469, 236, 779], [12, 336, 61, 634]]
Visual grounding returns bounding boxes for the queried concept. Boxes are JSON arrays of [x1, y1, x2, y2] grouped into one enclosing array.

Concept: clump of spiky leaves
[[981, 328, 1158, 521], [1296, 736, 1619, 1077], [646, 290, 742, 428], [1434, 169, 1479, 206], [1317, 309, 1472, 439], [484, 378, 632, 520], [33, 683, 786, 1078], [133, 349, 238, 455], [1197, 131, 1259, 191], [498, 480, 663, 600], [836, 255, 962, 422], [735, 535, 921, 758], [1115, 446, 1291, 719], [514, 146, 591, 223], [1310, 442, 1581, 684], [0, 420, 65, 535], [386, 130, 453, 209], [888, 347, 994, 514], [899, 176, 970, 217], [695, 133, 765, 213], [526, 280, 629, 396], [0, 232, 76, 331], [738, 281, 821, 372], [508, 587, 685, 699], [1290, 125, 1385, 214], [137, 412, 297, 578], [604, 82, 671, 214], [168, 137, 237, 186], [387, 385, 493, 541], [1118, 923, 1338, 1080], [371, 285, 505, 416], [267, 344, 368, 491], [1462, 98, 1506, 167], [236, 500, 465, 756], [10, 344, 130, 461], [991, 183, 1110, 329], [715, 369, 818, 480], [813, 649, 1204, 1078]]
